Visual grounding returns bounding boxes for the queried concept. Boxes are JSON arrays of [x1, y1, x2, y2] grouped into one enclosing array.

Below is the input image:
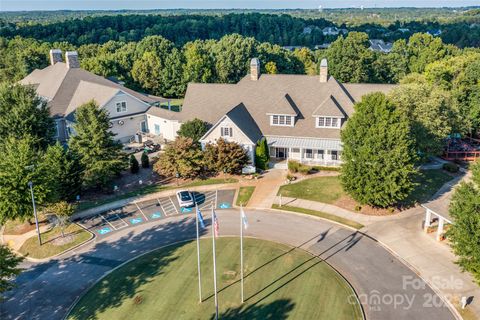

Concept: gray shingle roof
[[312, 95, 346, 118], [176, 74, 396, 140], [20, 62, 165, 117], [226, 103, 263, 144]]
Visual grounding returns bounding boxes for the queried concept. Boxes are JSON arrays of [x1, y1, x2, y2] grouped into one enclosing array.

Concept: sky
[[1, 0, 479, 12]]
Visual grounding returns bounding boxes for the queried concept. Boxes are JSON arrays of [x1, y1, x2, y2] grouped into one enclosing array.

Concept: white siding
[[103, 91, 150, 117], [146, 114, 182, 141], [110, 114, 147, 143]]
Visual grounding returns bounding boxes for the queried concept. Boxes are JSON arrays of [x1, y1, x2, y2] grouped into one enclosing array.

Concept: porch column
[[436, 217, 445, 241], [424, 209, 432, 233]]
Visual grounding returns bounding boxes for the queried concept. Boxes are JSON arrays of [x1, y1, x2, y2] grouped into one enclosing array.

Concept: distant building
[[282, 46, 304, 51], [398, 28, 410, 33], [314, 43, 332, 50], [427, 29, 442, 36], [369, 39, 393, 53], [322, 27, 340, 36], [302, 27, 313, 35]]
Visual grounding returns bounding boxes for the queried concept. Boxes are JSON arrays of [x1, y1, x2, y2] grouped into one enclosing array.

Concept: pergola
[[422, 192, 453, 241]]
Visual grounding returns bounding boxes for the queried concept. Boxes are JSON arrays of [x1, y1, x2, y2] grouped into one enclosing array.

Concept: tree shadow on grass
[[3, 216, 207, 320], [211, 299, 295, 320]]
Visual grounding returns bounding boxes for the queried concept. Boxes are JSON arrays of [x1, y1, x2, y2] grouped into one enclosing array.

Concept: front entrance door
[[140, 121, 147, 133], [275, 147, 288, 159]]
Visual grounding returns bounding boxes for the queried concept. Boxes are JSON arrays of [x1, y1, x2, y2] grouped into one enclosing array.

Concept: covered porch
[[267, 136, 342, 167], [422, 194, 453, 241]]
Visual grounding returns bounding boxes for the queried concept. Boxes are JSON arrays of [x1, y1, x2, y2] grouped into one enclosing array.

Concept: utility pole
[[28, 181, 42, 246]]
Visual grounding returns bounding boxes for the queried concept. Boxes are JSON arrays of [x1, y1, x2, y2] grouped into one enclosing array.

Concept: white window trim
[[270, 115, 294, 127], [316, 116, 342, 129], [220, 127, 233, 137], [116, 101, 127, 113]]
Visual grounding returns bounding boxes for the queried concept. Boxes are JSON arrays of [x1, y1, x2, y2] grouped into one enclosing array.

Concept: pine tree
[[141, 152, 149, 168], [340, 93, 418, 208], [69, 101, 126, 190], [130, 154, 139, 174]]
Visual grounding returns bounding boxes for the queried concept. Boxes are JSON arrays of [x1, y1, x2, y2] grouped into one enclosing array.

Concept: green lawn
[[68, 238, 362, 320], [278, 169, 453, 206], [272, 204, 364, 230], [236, 186, 256, 206], [278, 175, 345, 204], [19, 223, 92, 259], [77, 178, 238, 211]]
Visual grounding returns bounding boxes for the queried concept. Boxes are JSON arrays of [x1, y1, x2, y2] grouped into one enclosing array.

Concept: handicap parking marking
[[181, 207, 193, 213], [130, 217, 143, 224], [151, 212, 162, 219], [97, 227, 112, 235], [219, 202, 231, 209]]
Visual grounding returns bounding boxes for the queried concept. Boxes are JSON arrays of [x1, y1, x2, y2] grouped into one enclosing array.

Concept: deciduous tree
[[340, 93, 418, 207], [177, 118, 208, 144], [0, 244, 23, 299], [203, 138, 249, 174], [153, 136, 203, 178]]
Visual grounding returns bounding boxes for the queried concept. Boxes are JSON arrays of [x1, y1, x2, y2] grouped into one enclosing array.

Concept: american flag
[[213, 210, 219, 237]]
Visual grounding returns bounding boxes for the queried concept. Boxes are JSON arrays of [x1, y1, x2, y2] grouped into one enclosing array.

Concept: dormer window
[[116, 101, 127, 113], [316, 116, 341, 128], [271, 115, 294, 127], [221, 127, 233, 137]]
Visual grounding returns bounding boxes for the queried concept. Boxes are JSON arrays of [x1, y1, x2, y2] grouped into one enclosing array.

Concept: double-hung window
[[221, 127, 233, 137], [316, 116, 341, 128], [116, 101, 127, 113], [271, 115, 293, 126]]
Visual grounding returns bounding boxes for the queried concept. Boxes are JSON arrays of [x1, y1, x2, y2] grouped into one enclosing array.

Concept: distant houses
[[369, 39, 393, 53]]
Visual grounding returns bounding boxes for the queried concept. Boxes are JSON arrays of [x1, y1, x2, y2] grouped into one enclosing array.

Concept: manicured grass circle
[[68, 237, 362, 320]]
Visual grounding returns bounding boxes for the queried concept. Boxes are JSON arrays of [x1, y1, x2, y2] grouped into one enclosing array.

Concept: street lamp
[[28, 181, 42, 246]]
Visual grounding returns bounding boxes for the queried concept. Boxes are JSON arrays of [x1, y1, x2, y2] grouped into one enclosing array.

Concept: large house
[[21, 50, 395, 168], [146, 58, 395, 167], [20, 49, 166, 143]]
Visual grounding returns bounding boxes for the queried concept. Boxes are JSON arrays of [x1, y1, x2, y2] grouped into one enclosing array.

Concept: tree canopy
[[69, 101, 126, 190], [340, 92, 418, 207]]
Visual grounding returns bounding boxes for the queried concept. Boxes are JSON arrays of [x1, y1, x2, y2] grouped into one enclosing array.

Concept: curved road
[[1, 209, 455, 320]]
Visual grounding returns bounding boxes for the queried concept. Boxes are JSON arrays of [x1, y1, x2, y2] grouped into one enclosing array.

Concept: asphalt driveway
[[0, 209, 455, 320]]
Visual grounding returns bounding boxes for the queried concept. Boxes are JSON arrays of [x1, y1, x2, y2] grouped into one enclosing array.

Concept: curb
[[16, 223, 96, 263], [63, 236, 365, 320]]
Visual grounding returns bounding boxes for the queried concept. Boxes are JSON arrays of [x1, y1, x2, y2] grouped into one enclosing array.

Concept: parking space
[[79, 189, 235, 238]]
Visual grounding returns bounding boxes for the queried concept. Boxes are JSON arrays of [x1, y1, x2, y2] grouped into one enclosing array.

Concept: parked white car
[[176, 190, 195, 208]]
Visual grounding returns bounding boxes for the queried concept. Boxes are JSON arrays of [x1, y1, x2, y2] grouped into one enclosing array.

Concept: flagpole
[[240, 204, 244, 304], [212, 208, 219, 320], [195, 204, 202, 303]]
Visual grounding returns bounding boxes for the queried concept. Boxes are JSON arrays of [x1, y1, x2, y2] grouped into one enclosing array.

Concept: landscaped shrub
[[312, 165, 341, 172], [298, 165, 311, 175], [141, 152, 149, 168], [443, 162, 459, 173], [255, 138, 269, 170], [288, 160, 300, 173], [130, 154, 139, 174]]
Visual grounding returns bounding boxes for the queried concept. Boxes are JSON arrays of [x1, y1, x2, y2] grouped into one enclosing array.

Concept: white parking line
[[134, 202, 149, 221], [100, 213, 117, 230], [169, 197, 179, 214], [157, 198, 167, 215]]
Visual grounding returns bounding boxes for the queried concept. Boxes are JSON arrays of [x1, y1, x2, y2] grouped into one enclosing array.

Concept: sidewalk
[[273, 175, 480, 318], [1, 224, 51, 251], [247, 169, 286, 209]]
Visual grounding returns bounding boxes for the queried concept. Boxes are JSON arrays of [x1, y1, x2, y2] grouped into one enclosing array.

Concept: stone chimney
[[250, 58, 260, 81], [49, 49, 63, 65], [319, 58, 328, 83], [65, 51, 80, 69]]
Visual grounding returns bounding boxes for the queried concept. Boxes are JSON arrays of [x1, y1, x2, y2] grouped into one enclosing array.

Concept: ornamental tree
[[203, 138, 249, 174], [340, 92, 418, 208], [141, 152, 149, 168], [154, 136, 203, 178], [255, 137, 269, 170], [130, 154, 139, 174]]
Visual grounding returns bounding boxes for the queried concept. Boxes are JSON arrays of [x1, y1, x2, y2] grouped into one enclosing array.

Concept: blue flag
[[197, 207, 205, 229]]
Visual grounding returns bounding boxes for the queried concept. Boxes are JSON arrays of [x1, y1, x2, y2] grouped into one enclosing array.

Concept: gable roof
[[226, 103, 263, 144], [20, 62, 165, 117], [312, 95, 346, 118], [176, 73, 396, 140]]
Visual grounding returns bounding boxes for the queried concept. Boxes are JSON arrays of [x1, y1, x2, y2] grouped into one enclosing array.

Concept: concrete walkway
[[1, 225, 51, 251], [275, 174, 480, 318], [247, 169, 286, 209]]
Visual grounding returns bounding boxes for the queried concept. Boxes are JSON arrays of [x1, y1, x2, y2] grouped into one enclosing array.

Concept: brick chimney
[[319, 58, 328, 83], [250, 58, 260, 81], [49, 49, 63, 65], [65, 51, 80, 69]]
